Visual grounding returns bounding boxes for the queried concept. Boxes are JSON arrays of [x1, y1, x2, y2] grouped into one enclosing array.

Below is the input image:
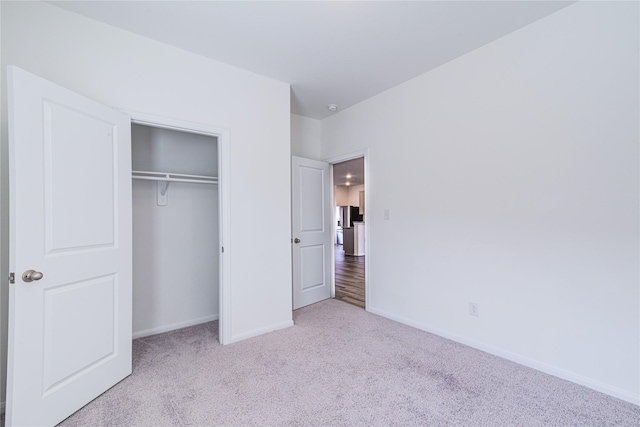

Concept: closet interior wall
[[131, 124, 219, 338]]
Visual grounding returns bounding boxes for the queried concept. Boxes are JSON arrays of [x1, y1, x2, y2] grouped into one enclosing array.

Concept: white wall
[[291, 113, 321, 160], [1, 0, 293, 406], [131, 125, 219, 337], [322, 2, 639, 403]]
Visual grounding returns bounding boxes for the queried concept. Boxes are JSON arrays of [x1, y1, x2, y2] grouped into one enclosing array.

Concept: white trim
[[368, 306, 640, 406], [132, 314, 219, 339], [217, 127, 232, 345], [324, 150, 369, 165], [228, 320, 294, 344], [324, 149, 370, 311], [328, 166, 336, 299], [119, 109, 232, 345]]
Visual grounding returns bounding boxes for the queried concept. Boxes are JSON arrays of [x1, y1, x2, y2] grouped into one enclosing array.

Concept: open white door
[[6, 66, 132, 426], [291, 156, 331, 309]]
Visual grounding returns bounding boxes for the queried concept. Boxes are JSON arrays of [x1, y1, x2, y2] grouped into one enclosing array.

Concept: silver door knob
[[22, 270, 43, 282], [294, 238, 301, 244]]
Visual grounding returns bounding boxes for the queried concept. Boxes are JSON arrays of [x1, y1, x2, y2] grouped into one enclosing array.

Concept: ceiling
[[334, 157, 364, 187], [49, 1, 573, 120]]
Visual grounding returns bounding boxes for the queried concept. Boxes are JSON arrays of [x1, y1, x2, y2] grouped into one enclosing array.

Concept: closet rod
[[132, 176, 218, 185], [132, 170, 218, 185]]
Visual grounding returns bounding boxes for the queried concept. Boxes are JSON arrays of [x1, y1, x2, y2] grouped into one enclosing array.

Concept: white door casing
[[291, 156, 331, 309], [6, 66, 132, 426], [123, 110, 231, 345]]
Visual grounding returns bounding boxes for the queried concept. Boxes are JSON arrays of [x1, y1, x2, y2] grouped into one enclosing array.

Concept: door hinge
[[221, 246, 224, 253], [8, 273, 15, 284]]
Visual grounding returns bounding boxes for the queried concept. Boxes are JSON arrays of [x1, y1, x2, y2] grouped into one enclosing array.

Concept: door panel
[[43, 274, 117, 394], [292, 156, 331, 309], [6, 66, 132, 426], [45, 101, 117, 252], [301, 245, 325, 290], [299, 166, 324, 231]]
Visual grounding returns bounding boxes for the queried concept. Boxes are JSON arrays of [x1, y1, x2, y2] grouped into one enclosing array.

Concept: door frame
[[121, 110, 231, 345], [324, 149, 369, 311]]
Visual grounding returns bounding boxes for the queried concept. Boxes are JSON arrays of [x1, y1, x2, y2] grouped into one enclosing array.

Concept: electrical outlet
[[469, 302, 479, 317]]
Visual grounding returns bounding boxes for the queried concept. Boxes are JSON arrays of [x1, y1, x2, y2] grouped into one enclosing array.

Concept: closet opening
[[131, 123, 221, 342]]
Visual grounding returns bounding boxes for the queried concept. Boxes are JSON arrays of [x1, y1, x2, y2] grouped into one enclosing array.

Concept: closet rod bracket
[[157, 179, 169, 206], [158, 178, 170, 196]]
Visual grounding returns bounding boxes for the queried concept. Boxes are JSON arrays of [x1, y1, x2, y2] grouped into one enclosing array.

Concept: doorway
[[127, 112, 231, 345], [332, 156, 366, 309], [130, 123, 219, 340]]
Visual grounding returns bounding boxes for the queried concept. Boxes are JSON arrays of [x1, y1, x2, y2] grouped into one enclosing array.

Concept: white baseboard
[[228, 319, 294, 344], [368, 306, 640, 406], [132, 314, 219, 339]]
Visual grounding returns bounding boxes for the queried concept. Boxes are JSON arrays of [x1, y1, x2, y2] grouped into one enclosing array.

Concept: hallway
[[334, 245, 365, 308]]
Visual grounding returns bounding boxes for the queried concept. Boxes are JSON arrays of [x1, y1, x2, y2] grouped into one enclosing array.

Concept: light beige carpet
[[55, 299, 639, 426]]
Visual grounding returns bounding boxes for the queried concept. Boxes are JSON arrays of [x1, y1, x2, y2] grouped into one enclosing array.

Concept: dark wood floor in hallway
[[335, 245, 365, 308]]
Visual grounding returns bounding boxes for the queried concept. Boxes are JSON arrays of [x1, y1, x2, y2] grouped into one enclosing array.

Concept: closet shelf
[[132, 170, 218, 185]]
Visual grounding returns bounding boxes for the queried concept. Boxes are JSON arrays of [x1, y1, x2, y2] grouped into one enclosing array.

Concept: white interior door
[[291, 156, 331, 309], [6, 66, 132, 426]]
